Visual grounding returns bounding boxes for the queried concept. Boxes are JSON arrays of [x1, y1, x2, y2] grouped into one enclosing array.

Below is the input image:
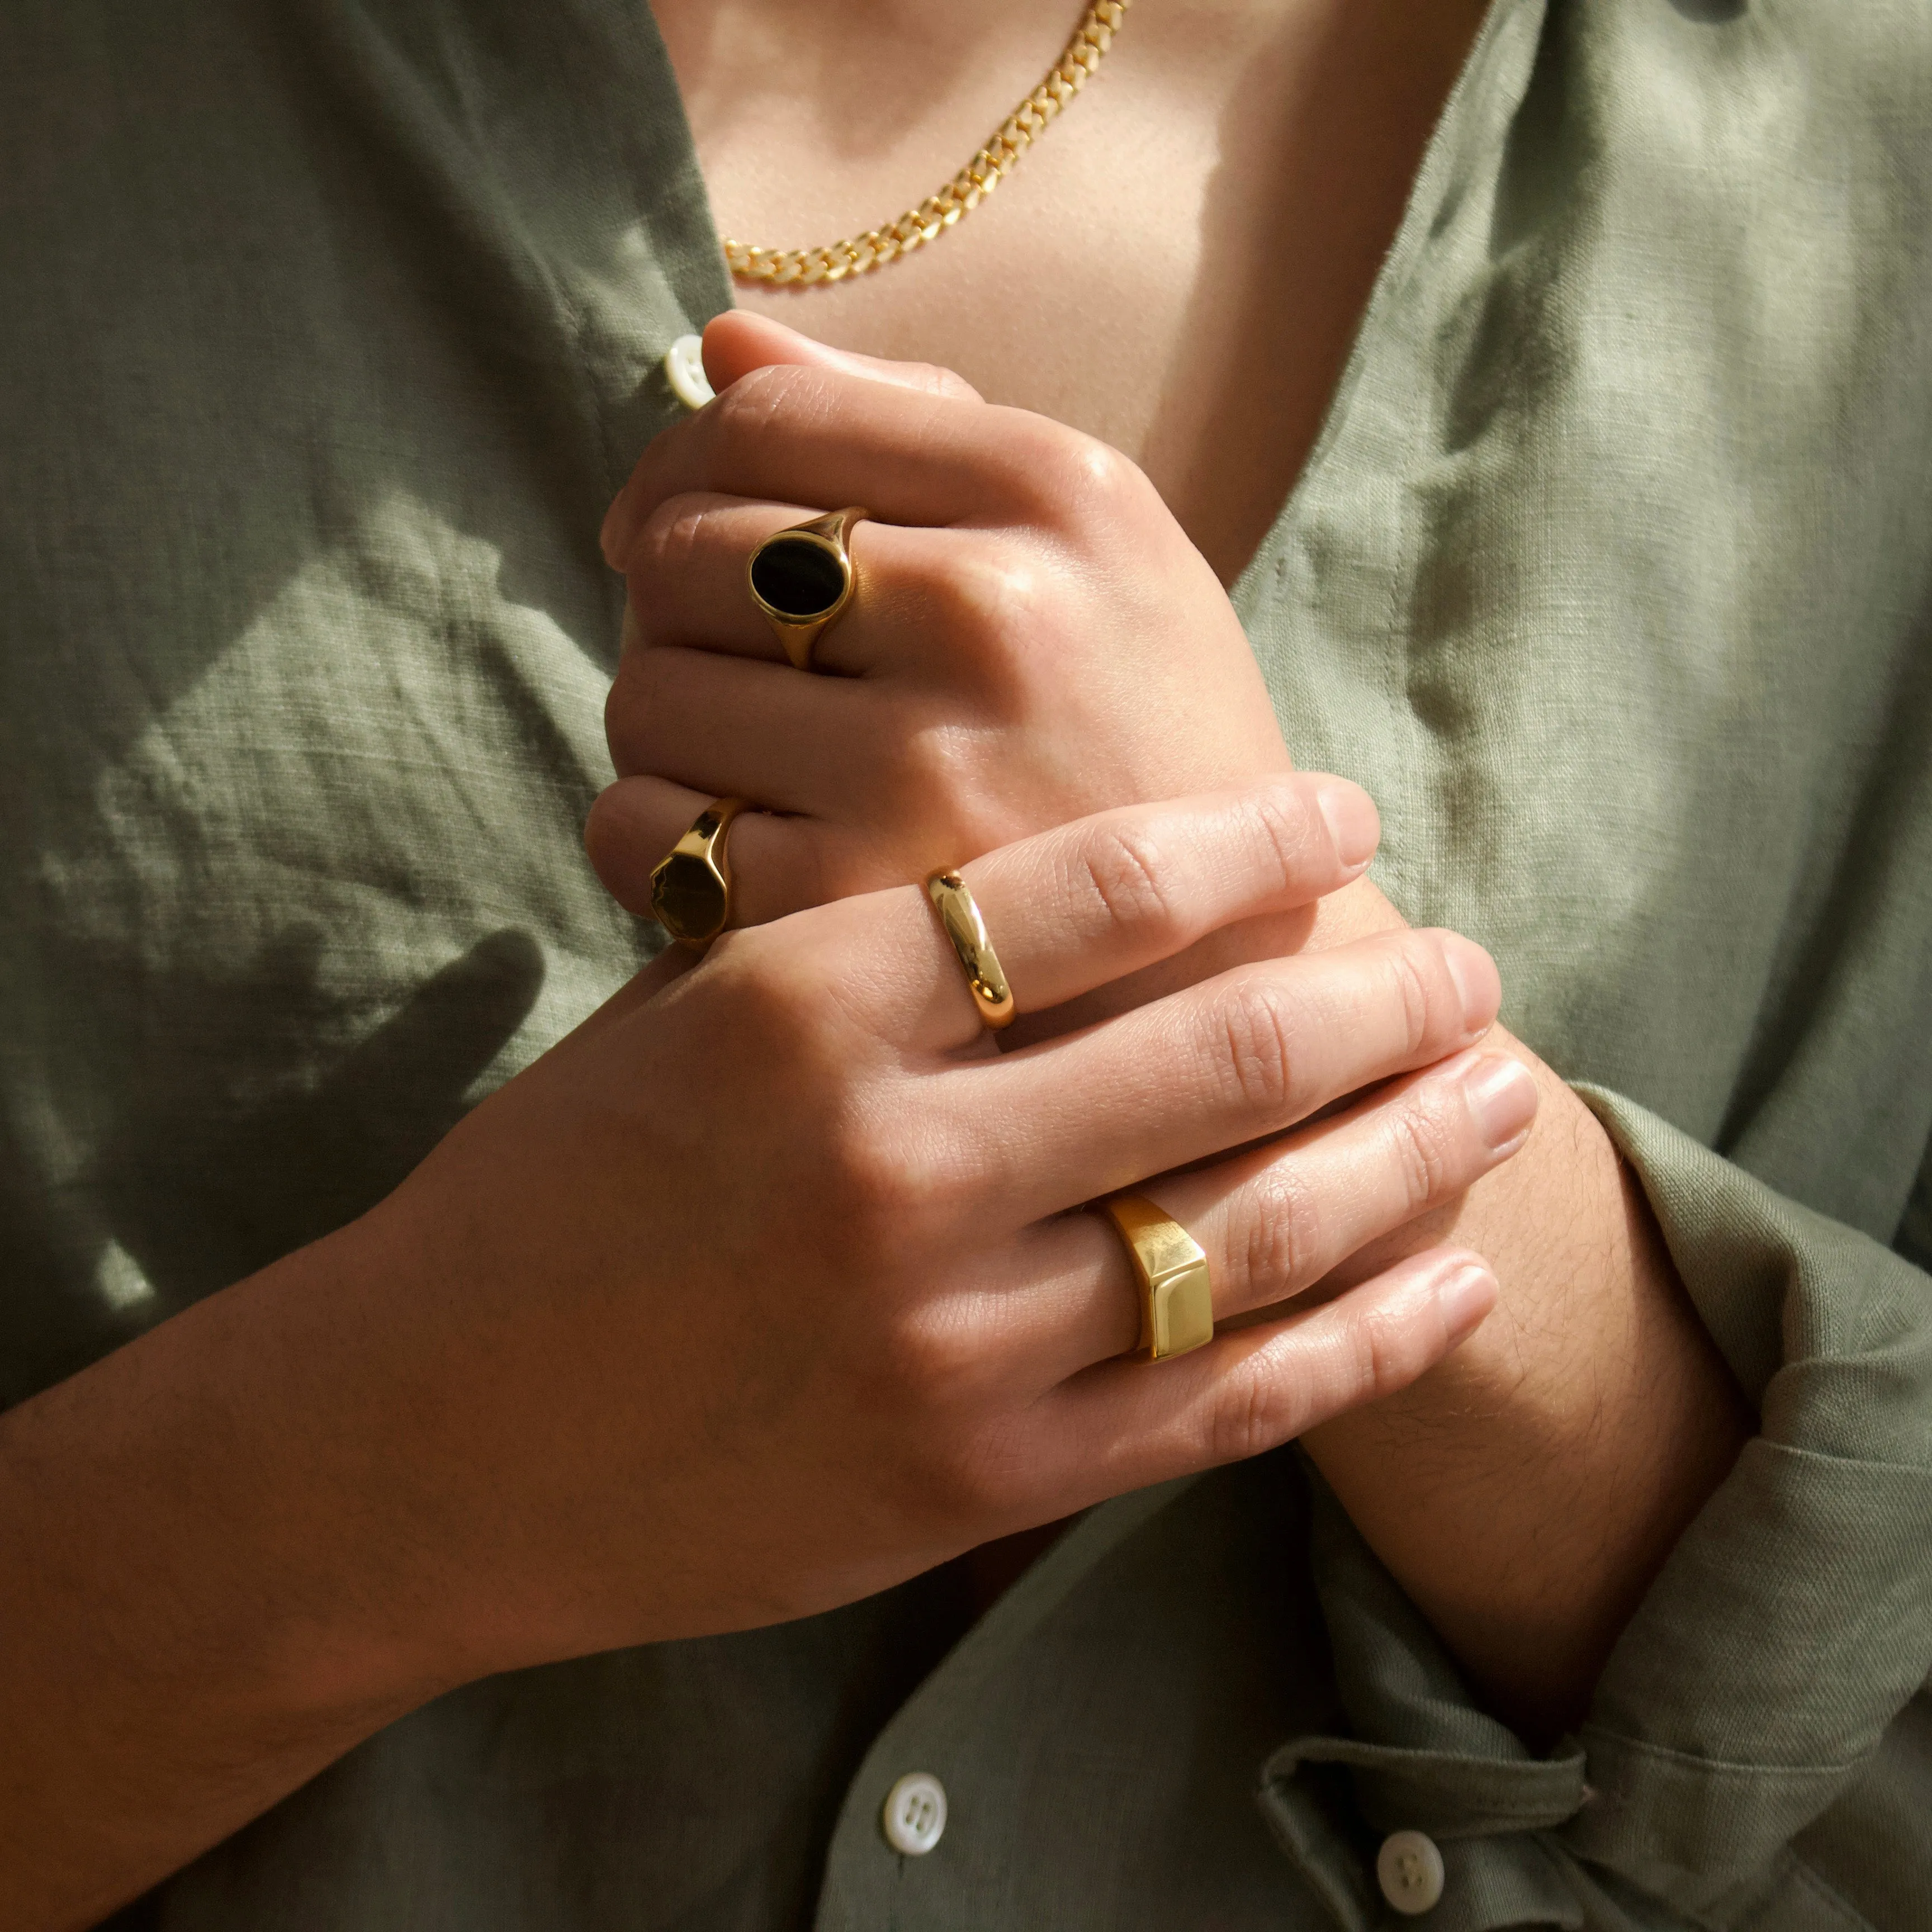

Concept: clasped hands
[[0, 320, 1739, 1932], [552, 315, 1545, 1631], [564, 316, 1748, 1734]]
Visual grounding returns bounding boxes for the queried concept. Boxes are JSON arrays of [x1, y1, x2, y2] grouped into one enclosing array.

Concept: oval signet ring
[[747, 506, 868, 671]]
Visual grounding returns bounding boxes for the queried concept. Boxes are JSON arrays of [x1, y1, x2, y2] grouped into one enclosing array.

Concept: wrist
[[1303, 1069, 1750, 1736], [241, 1196, 528, 1699], [0, 1212, 481, 1924], [19, 1215, 475, 1711]]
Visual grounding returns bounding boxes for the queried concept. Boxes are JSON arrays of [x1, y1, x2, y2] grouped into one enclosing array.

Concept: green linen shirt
[[5, 1, 1930, 1927]]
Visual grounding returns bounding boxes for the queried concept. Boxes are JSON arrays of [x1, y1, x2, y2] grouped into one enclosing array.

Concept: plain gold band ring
[[1096, 1193, 1215, 1361], [650, 796, 747, 946], [748, 506, 868, 671], [924, 870, 1015, 1030]]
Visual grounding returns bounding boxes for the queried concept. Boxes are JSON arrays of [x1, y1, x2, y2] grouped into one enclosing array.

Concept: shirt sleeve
[[1257, 1089, 1932, 1932]]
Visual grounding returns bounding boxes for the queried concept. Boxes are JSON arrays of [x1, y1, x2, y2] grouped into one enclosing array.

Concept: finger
[[1026, 1245, 1498, 1513], [621, 494, 973, 676], [603, 363, 1105, 570], [622, 493, 826, 667], [586, 776, 853, 926], [949, 923, 1502, 1225], [860, 777, 1381, 1045], [589, 767, 988, 931], [601, 642, 873, 806], [700, 309, 983, 402], [1006, 1048, 1537, 1379], [773, 778, 1383, 1053]]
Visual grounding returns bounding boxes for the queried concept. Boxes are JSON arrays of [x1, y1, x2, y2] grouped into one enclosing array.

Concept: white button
[[881, 1772, 948, 1856], [1377, 1829, 1445, 1915], [662, 333, 714, 410]]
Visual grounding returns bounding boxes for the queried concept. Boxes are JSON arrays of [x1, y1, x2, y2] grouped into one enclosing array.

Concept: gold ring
[[649, 797, 747, 946], [747, 506, 868, 670], [924, 870, 1015, 1030], [1096, 1194, 1215, 1361]]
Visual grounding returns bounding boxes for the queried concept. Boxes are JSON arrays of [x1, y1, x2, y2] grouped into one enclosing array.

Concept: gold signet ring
[[1097, 1194, 1215, 1361], [747, 506, 868, 671], [649, 797, 747, 946], [925, 870, 1016, 1030]]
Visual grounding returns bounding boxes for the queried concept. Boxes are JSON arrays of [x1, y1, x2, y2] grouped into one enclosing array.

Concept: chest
[[652, 0, 1487, 583]]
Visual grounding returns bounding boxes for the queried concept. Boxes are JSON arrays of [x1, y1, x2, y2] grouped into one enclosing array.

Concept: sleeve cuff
[[1257, 1087, 1932, 1928], [1257, 1466, 1593, 1930]]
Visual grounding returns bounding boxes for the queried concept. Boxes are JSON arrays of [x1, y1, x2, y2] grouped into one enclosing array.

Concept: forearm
[[1298, 881, 1753, 1740], [0, 1221, 470, 1931]]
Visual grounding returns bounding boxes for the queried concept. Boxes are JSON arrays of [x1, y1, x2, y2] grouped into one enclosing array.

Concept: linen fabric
[[3, 1, 1929, 1927]]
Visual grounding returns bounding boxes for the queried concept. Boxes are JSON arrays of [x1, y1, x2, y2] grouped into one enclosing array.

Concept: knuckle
[[819, 1106, 954, 1260], [1236, 1165, 1322, 1299], [709, 921, 887, 1060], [1343, 1303, 1412, 1407], [1383, 937, 1441, 1056], [903, 359, 978, 401], [710, 363, 797, 437], [1055, 429, 1146, 517], [884, 717, 973, 803], [1210, 977, 1300, 1119], [1208, 1358, 1294, 1466], [1073, 818, 1179, 942], [912, 1423, 1026, 1531], [632, 493, 714, 587], [937, 547, 1048, 656], [1244, 782, 1326, 892], [826, 1117, 916, 1229], [998, 416, 1147, 526], [1383, 1097, 1460, 1209], [705, 925, 821, 1036], [870, 1296, 984, 1413]]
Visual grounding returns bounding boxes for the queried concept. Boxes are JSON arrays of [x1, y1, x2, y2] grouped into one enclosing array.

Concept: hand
[[590, 318, 1750, 1737], [0, 782, 1528, 1925], [374, 780, 1515, 1656], [591, 314, 1298, 1020]]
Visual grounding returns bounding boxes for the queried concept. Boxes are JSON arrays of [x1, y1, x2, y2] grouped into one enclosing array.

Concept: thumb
[[700, 309, 982, 401]]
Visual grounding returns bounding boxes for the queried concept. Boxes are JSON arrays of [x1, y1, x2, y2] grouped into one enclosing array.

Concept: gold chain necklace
[[723, 0, 1132, 287]]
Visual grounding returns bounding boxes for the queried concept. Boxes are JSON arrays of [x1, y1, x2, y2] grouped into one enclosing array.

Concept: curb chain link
[[723, 0, 1131, 286]]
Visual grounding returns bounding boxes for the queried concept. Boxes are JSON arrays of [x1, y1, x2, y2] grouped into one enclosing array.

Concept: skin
[[0, 780, 1531, 1931], [591, 317, 1751, 1736], [0, 2, 1742, 1922], [623, 0, 1757, 1735], [655, 0, 1497, 582]]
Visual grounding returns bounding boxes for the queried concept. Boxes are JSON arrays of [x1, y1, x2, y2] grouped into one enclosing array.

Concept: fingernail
[[1315, 782, 1380, 873], [1434, 1259, 1498, 1346], [1461, 1053, 1537, 1152], [1441, 933, 1500, 1034]]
